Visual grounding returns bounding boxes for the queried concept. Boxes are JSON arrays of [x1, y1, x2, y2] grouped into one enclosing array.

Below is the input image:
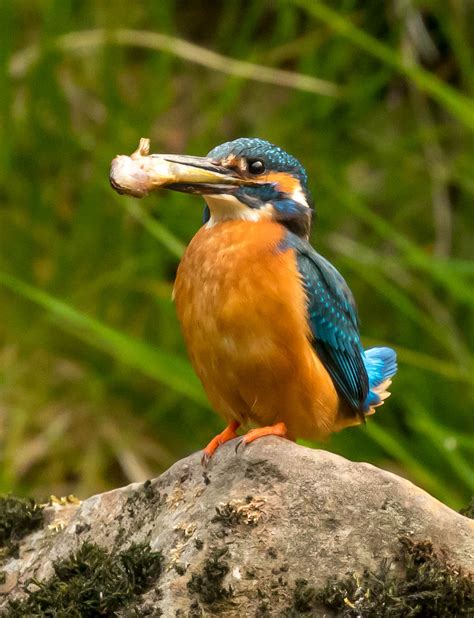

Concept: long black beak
[[158, 154, 248, 195]]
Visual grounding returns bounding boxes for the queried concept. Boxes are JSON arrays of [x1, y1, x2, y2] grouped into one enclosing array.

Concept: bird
[[155, 138, 397, 463]]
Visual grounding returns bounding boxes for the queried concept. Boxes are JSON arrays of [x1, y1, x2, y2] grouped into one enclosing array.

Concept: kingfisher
[[120, 138, 398, 463]]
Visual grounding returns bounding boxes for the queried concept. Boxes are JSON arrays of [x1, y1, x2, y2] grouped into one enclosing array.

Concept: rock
[[1, 438, 473, 616]]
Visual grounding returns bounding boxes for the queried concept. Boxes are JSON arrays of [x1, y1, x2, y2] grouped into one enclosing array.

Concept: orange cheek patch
[[264, 172, 300, 194]]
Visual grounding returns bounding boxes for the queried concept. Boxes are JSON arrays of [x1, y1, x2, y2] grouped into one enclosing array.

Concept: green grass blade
[[293, 0, 474, 131], [362, 337, 474, 386], [0, 271, 207, 407], [119, 197, 185, 258], [409, 412, 474, 493], [10, 28, 341, 97], [318, 167, 474, 309], [364, 423, 461, 506]]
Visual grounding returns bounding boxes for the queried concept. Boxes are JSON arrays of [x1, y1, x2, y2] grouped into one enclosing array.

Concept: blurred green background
[[0, 1, 473, 508]]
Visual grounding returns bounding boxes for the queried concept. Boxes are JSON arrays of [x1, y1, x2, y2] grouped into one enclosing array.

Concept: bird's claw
[[201, 451, 212, 468], [234, 437, 245, 454], [234, 422, 289, 453], [200, 421, 241, 467]]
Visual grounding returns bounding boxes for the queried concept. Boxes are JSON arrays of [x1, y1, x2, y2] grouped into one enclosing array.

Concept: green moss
[[0, 495, 44, 559], [313, 537, 474, 617], [6, 541, 163, 617], [187, 547, 232, 605], [293, 578, 319, 613], [125, 481, 162, 516]]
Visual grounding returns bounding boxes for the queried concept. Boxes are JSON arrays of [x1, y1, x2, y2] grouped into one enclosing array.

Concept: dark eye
[[248, 159, 265, 175]]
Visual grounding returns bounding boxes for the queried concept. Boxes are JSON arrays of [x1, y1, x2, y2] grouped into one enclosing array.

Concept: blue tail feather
[[363, 347, 397, 410]]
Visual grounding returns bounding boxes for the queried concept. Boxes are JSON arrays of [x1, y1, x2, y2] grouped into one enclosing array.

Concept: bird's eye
[[248, 159, 265, 175]]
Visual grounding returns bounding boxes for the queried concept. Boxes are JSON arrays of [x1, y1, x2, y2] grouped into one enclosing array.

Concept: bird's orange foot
[[201, 421, 240, 466], [235, 422, 288, 453]]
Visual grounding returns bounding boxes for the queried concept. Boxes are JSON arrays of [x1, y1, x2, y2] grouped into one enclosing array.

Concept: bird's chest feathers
[[174, 221, 307, 364]]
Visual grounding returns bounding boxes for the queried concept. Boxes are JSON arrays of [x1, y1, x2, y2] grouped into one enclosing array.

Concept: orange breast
[[173, 220, 341, 440]]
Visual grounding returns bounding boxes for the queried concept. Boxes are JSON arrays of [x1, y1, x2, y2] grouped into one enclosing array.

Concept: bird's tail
[[363, 347, 397, 415]]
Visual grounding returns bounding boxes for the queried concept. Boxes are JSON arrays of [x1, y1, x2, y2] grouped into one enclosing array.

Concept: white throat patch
[[204, 194, 271, 227], [290, 186, 310, 209]]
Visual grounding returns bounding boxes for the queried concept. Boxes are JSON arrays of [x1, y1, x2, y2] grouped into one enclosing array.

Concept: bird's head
[[162, 138, 314, 238]]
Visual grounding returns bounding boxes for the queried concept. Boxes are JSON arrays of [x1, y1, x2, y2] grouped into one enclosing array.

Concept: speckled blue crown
[[207, 138, 309, 190]]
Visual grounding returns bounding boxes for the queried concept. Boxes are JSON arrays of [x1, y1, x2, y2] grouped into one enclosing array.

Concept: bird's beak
[[159, 154, 246, 195], [110, 140, 250, 198]]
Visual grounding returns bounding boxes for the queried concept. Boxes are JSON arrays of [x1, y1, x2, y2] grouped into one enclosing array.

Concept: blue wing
[[281, 232, 369, 416]]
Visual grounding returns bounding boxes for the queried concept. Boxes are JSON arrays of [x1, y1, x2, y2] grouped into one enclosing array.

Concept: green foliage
[[0, 1, 473, 505], [6, 541, 163, 617]]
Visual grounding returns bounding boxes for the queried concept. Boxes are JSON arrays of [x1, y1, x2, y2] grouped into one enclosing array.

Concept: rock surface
[[1, 438, 473, 615]]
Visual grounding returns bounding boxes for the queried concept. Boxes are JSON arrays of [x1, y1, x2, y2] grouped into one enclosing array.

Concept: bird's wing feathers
[[282, 233, 369, 414]]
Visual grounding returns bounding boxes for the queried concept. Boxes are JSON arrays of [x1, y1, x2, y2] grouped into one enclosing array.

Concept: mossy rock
[[6, 542, 162, 616], [292, 537, 474, 617], [1, 441, 473, 615]]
